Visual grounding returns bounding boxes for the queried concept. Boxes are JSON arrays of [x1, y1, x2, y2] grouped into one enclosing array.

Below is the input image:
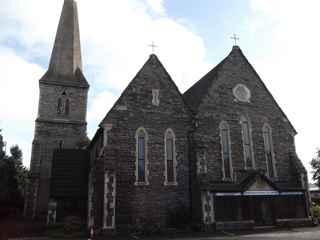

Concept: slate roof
[[99, 53, 190, 126], [50, 149, 90, 199], [290, 152, 307, 174], [183, 46, 297, 134], [201, 170, 305, 193], [183, 55, 227, 113]]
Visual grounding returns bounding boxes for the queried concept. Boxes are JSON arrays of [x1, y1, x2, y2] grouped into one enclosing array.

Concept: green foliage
[[311, 204, 320, 218], [63, 216, 84, 234], [0, 130, 5, 160], [45, 221, 87, 239], [310, 149, 320, 187], [9, 145, 30, 198], [0, 129, 29, 217]]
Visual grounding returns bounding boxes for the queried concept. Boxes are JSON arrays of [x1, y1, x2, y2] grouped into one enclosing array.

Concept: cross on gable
[[149, 41, 158, 54], [231, 33, 239, 46]]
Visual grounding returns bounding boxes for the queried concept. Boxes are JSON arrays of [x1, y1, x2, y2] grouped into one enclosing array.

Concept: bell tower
[[25, 0, 89, 219]]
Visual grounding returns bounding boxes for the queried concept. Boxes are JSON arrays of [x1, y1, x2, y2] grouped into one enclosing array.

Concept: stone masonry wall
[[94, 55, 192, 230], [26, 81, 88, 219], [192, 47, 298, 186], [186, 47, 302, 224]]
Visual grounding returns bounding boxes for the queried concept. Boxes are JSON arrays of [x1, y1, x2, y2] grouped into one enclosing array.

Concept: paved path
[[177, 227, 320, 240], [8, 227, 320, 240]]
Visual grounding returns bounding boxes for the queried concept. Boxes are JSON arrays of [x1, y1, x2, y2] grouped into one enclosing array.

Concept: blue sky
[[1, 0, 320, 180]]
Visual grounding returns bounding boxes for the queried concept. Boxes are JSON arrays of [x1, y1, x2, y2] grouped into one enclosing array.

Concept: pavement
[[176, 226, 320, 240], [7, 226, 320, 240]]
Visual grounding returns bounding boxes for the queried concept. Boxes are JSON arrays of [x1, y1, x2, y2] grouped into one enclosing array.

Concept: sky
[[0, 0, 319, 180]]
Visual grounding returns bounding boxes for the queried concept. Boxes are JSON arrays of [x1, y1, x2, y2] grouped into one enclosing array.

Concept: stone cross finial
[[149, 41, 158, 54], [231, 33, 239, 46]]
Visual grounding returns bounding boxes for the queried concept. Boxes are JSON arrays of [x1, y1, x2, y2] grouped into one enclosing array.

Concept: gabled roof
[[201, 170, 305, 192], [99, 54, 189, 126], [183, 46, 297, 134], [290, 152, 307, 174], [183, 56, 227, 113], [239, 170, 279, 192]]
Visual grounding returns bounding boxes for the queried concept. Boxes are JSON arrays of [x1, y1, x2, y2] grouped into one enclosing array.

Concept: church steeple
[[25, 0, 89, 220], [49, 0, 82, 76]]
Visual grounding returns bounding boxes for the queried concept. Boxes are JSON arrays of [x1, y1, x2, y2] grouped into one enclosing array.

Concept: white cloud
[[249, 0, 320, 178], [144, 0, 166, 15], [0, 46, 44, 167], [0, 47, 43, 122], [0, 0, 210, 167], [88, 91, 118, 123]]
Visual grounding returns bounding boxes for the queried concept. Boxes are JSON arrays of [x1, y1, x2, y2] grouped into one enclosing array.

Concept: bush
[[45, 217, 87, 238], [312, 204, 320, 218], [63, 216, 85, 234]]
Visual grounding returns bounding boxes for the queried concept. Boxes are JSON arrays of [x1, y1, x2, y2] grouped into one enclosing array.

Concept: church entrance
[[215, 195, 276, 226], [213, 175, 308, 227], [252, 197, 275, 226]]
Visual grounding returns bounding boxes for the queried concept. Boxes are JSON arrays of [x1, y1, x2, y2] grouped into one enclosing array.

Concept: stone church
[[25, 0, 311, 232]]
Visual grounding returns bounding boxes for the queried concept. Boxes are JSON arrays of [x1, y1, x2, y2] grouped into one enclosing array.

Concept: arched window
[[240, 116, 255, 169], [57, 98, 63, 115], [65, 99, 70, 116], [262, 123, 276, 177], [135, 127, 148, 185], [95, 144, 100, 158], [164, 129, 177, 185], [59, 140, 63, 149], [220, 121, 232, 179]]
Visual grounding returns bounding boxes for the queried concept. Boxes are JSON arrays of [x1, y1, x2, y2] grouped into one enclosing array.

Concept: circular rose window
[[233, 84, 251, 102]]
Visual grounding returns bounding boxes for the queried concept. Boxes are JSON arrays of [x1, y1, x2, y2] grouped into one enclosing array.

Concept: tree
[[0, 130, 29, 218], [311, 149, 320, 187], [9, 145, 30, 198], [0, 129, 6, 160]]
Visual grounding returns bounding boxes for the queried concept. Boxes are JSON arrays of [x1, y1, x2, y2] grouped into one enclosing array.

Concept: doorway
[[252, 197, 275, 226]]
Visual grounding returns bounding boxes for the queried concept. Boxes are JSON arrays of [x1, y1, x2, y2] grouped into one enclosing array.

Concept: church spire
[[49, 0, 82, 76]]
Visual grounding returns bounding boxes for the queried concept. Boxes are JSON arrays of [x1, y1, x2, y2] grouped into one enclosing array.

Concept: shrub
[[63, 216, 84, 234], [312, 204, 320, 218]]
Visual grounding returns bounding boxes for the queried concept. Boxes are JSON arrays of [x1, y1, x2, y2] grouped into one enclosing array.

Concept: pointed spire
[[49, 0, 82, 76]]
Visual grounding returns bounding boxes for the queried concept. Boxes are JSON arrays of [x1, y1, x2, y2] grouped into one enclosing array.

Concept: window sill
[[134, 181, 149, 186], [222, 178, 233, 182], [164, 182, 178, 186]]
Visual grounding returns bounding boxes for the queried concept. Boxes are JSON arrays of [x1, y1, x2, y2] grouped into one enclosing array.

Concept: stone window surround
[[87, 170, 94, 228], [262, 123, 277, 178], [65, 98, 70, 116], [197, 150, 207, 175], [135, 127, 149, 186], [201, 191, 214, 224], [56, 91, 71, 116], [240, 115, 255, 169], [103, 170, 116, 229], [219, 121, 233, 181], [103, 124, 113, 147], [32, 179, 39, 219], [57, 98, 63, 115], [152, 89, 160, 106], [164, 128, 178, 186], [233, 83, 251, 103], [58, 140, 63, 149]]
